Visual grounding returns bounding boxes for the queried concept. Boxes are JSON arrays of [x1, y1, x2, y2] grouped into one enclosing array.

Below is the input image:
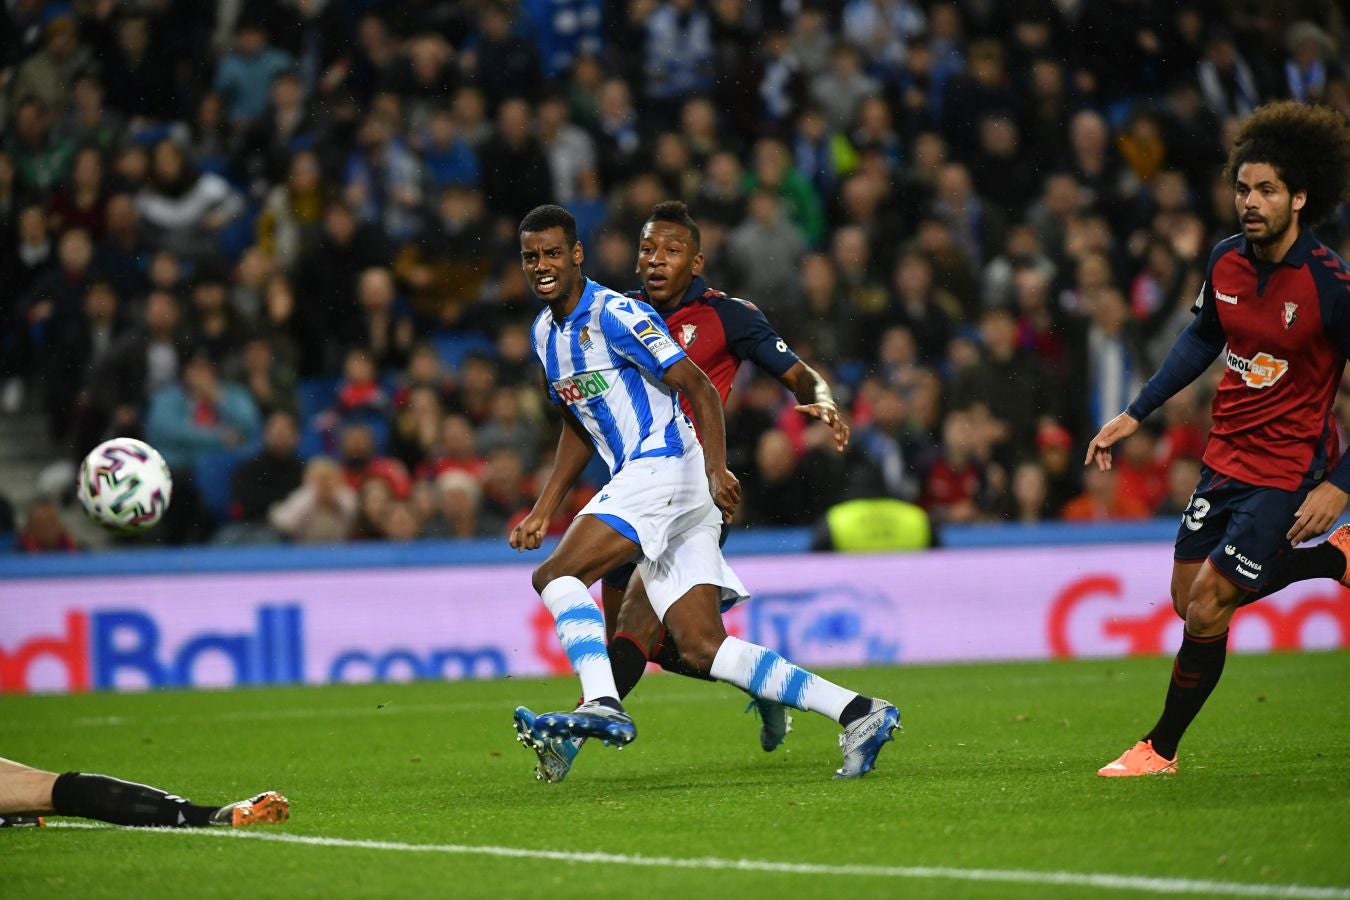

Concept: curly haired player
[[0, 755, 288, 827], [1086, 101, 1350, 776]]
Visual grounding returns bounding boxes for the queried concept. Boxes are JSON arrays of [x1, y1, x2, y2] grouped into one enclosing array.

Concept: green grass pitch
[[4, 652, 1349, 899]]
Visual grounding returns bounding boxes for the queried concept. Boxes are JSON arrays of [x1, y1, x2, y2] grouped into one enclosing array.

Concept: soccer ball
[[77, 438, 173, 532]]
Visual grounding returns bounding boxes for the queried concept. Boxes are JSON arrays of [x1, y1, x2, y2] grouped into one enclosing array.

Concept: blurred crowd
[[2, 0, 1349, 551]]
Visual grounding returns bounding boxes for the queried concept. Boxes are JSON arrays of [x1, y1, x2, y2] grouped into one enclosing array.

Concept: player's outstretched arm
[[779, 361, 850, 451], [662, 357, 741, 520], [1087, 311, 1224, 471], [1084, 411, 1139, 471], [511, 409, 594, 551]]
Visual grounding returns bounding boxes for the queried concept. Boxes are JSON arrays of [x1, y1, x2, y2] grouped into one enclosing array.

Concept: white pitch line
[[45, 823, 1350, 899]]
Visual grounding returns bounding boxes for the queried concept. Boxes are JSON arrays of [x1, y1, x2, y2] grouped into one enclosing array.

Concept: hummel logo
[[1216, 290, 1238, 304]]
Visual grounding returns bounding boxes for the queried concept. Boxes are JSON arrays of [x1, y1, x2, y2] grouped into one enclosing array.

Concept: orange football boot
[[1325, 524, 1350, 587], [210, 791, 290, 826], [1097, 740, 1178, 777]]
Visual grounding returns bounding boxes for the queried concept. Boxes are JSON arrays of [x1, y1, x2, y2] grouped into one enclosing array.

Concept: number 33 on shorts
[[1183, 493, 1210, 531]]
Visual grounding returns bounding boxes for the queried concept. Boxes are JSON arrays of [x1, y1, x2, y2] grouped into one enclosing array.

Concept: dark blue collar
[[1241, 227, 1318, 268], [671, 275, 709, 309]]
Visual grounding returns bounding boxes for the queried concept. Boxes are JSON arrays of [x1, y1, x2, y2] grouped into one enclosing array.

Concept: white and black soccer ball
[[77, 438, 173, 532]]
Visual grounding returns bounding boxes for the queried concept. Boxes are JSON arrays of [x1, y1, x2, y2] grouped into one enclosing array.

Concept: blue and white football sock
[[710, 636, 856, 722], [541, 577, 620, 704]]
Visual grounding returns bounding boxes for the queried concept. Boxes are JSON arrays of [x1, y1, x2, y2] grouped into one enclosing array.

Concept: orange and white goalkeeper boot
[[210, 791, 290, 826]]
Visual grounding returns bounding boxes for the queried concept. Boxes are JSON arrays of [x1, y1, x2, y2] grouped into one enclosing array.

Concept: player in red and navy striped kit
[[1086, 102, 1350, 777]]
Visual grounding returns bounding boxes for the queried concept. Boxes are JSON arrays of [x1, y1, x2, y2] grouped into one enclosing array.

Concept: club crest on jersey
[[578, 325, 594, 350], [1225, 349, 1288, 389], [554, 371, 611, 404], [1283, 302, 1298, 330], [680, 323, 698, 347]]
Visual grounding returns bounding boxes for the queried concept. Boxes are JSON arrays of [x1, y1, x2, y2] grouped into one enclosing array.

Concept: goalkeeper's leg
[[0, 756, 287, 827]]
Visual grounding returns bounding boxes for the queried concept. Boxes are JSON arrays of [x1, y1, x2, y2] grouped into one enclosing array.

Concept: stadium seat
[[194, 448, 250, 524], [297, 422, 328, 460], [431, 332, 496, 372], [216, 203, 261, 262], [297, 377, 341, 423], [297, 410, 391, 461]]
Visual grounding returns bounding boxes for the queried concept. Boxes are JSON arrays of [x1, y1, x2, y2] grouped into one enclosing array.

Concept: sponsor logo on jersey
[[553, 371, 612, 404], [680, 323, 698, 347], [1225, 349, 1288, 389], [579, 325, 594, 350], [1283, 302, 1298, 330], [633, 317, 676, 356], [1216, 289, 1239, 304]]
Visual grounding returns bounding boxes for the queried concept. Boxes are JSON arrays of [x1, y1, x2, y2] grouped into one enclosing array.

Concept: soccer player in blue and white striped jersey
[[509, 205, 900, 779]]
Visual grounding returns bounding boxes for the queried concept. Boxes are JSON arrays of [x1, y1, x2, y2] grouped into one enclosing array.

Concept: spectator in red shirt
[[17, 499, 79, 553], [1113, 428, 1169, 513], [1061, 466, 1152, 522], [416, 413, 486, 482], [922, 410, 985, 524], [335, 347, 389, 417], [338, 422, 410, 500], [1157, 386, 1208, 464]]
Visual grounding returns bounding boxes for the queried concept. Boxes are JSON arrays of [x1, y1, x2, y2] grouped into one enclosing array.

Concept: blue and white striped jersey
[[530, 278, 697, 475]]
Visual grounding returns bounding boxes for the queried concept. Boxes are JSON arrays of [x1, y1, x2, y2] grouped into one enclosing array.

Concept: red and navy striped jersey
[[1193, 229, 1350, 490], [628, 276, 800, 421]]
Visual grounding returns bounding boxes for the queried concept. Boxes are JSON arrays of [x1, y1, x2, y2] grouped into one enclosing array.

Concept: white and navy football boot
[[835, 699, 901, 778]]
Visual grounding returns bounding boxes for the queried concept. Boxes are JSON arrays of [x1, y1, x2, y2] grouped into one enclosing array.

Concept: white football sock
[[540, 576, 619, 703], [710, 636, 855, 722]]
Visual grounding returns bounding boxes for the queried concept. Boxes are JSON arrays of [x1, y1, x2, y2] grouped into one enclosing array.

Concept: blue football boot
[[514, 706, 584, 783], [532, 700, 636, 747]]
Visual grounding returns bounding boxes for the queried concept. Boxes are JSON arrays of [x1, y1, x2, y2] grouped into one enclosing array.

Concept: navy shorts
[[601, 522, 732, 590], [1174, 465, 1316, 592]]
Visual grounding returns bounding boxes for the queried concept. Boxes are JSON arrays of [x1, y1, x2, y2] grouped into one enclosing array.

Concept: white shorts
[[576, 448, 747, 620]]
